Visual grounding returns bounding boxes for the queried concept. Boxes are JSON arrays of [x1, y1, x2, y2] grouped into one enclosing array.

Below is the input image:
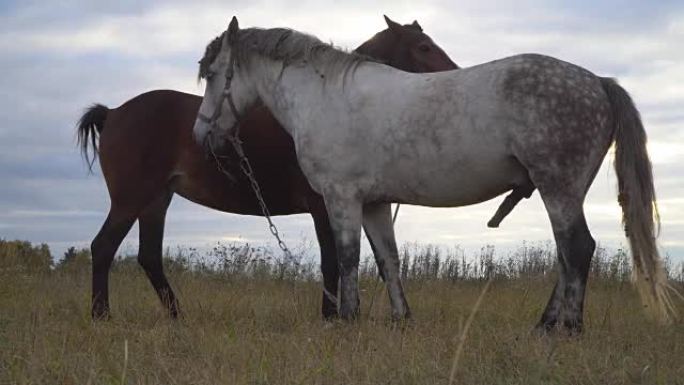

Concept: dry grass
[[2, 263, 684, 385]]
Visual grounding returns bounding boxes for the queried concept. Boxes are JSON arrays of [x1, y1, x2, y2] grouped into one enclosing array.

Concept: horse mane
[[198, 27, 375, 81], [198, 31, 226, 81]]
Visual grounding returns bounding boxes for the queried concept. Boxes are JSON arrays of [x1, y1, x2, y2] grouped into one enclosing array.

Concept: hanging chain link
[[198, 50, 300, 268], [208, 132, 299, 267]]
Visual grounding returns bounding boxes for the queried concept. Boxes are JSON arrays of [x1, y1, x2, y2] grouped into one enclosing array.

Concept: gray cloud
[[1, 1, 682, 264]]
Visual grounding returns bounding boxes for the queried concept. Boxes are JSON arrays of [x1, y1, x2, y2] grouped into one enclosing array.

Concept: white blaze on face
[[193, 60, 228, 146], [193, 115, 212, 146], [192, 77, 218, 146], [193, 26, 234, 147]]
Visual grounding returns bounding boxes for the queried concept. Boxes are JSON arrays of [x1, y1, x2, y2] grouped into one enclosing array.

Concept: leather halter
[[197, 52, 242, 136]]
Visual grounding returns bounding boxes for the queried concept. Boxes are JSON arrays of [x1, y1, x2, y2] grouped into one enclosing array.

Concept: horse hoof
[[91, 311, 111, 321], [339, 306, 359, 321], [390, 309, 412, 323], [389, 315, 414, 331], [532, 320, 556, 336], [322, 303, 340, 320], [321, 304, 339, 321], [532, 319, 583, 338], [562, 320, 584, 336]]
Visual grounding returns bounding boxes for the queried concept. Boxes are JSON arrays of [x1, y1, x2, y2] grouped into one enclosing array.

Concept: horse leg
[[307, 195, 339, 319], [362, 202, 410, 321], [137, 190, 180, 318], [323, 195, 363, 320], [535, 193, 595, 334], [91, 208, 136, 319]]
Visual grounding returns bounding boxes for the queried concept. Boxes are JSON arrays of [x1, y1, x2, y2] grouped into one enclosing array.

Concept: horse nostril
[[202, 134, 213, 160], [193, 123, 208, 149]]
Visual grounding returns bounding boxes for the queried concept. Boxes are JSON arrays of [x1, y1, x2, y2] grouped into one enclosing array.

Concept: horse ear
[[412, 20, 423, 31], [384, 15, 402, 33], [227, 16, 239, 43]]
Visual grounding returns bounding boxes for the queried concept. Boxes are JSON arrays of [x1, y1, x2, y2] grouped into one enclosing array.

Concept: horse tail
[[601, 77, 677, 323], [76, 103, 108, 172]]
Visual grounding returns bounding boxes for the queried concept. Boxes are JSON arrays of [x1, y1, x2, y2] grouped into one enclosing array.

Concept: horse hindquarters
[[507, 98, 612, 333], [524, 77, 673, 331], [92, 93, 187, 319]]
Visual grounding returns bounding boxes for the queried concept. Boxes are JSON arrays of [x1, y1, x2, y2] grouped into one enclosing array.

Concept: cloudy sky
[[1, 0, 683, 264]]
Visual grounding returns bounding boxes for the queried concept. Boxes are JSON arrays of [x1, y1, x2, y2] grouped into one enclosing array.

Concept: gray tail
[[76, 104, 108, 172], [601, 77, 678, 323]]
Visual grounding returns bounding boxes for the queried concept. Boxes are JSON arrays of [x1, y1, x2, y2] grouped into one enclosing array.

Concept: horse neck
[[246, 59, 339, 136], [247, 57, 410, 136]]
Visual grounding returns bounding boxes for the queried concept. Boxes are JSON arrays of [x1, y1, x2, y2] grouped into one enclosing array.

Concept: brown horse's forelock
[[198, 27, 376, 82]]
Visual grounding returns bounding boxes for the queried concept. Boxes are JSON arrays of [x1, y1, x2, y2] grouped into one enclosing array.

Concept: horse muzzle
[[192, 117, 212, 148]]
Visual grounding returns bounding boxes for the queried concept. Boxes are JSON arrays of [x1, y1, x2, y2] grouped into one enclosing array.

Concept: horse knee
[[91, 213, 136, 273], [570, 226, 595, 276], [137, 253, 162, 276], [554, 215, 594, 275], [91, 234, 114, 273]]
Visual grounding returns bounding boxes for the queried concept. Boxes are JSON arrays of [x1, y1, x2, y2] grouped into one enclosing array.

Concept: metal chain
[[392, 203, 401, 224], [210, 132, 403, 305], [208, 132, 299, 267]]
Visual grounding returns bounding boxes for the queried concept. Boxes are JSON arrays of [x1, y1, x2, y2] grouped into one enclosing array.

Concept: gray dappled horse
[[194, 17, 676, 333]]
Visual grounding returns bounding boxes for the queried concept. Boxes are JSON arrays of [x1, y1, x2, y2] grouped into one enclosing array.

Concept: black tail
[[76, 104, 108, 172]]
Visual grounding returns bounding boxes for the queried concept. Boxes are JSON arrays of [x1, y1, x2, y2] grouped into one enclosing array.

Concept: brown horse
[[77, 16, 458, 320]]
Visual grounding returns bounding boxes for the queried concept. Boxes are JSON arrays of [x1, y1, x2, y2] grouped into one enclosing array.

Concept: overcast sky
[[1, 0, 683, 264]]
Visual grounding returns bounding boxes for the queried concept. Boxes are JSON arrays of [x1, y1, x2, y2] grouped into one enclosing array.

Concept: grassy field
[[1, 241, 684, 384]]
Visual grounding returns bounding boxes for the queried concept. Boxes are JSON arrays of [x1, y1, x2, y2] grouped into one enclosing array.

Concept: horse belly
[[379, 151, 528, 207], [172, 154, 310, 216]]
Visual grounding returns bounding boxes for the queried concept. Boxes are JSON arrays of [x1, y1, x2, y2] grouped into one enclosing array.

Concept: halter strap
[[197, 51, 242, 131]]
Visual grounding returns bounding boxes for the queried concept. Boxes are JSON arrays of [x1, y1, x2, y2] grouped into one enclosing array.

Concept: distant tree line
[[0, 239, 52, 273], [1, 238, 683, 283]]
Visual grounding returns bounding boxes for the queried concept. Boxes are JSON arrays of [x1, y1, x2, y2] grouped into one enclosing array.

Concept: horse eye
[[206, 71, 215, 80], [418, 44, 431, 53]]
